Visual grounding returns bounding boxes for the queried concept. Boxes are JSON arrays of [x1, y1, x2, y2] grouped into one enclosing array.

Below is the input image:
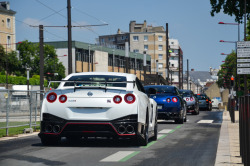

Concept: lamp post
[[134, 54, 137, 75], [88, 45, 91, 72], [112, 50, 115, 72], [26, 67, 30, 96]]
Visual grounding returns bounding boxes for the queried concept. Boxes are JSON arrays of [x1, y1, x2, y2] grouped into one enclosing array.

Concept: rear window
[[179, 90, 192, 97], [144, 86, 177, 95], [64, 75, 127, 87], [195, 94, 207, 100]]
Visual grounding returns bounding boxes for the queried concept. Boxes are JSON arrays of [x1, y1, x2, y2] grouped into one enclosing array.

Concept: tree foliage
[[0, 40, 65, 83], [17, 40, 65, 80], [210, 0, 250, 23]]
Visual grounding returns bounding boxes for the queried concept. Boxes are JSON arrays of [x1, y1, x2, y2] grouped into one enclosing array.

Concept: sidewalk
[[215, 110, 243, 166]]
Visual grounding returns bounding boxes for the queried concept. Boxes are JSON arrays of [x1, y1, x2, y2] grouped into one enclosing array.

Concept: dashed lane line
[[197, 120, 214, 123], [100, 151, 140, 162]]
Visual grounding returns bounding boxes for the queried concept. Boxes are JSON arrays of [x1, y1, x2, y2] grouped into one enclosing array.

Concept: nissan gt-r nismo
[[39, 72, 157, 146]]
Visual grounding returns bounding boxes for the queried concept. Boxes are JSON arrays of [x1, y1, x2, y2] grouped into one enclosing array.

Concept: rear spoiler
[[48, 80, 136, 92]]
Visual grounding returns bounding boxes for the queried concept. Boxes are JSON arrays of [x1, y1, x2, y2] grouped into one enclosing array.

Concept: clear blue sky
[[10, 0, 244, 71]]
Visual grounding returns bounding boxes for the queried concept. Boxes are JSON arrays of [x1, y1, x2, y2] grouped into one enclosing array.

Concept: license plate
[[157, 105, 162, 109]]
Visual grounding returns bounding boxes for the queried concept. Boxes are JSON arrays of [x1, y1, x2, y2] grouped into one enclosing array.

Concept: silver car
[[179, 90, 199, 115]]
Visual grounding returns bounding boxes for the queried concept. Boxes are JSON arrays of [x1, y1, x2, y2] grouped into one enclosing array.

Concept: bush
[[0, 75, 42, 85]]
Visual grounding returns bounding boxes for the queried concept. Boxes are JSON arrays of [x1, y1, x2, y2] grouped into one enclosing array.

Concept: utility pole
[[243, 0, 248, 95], [166, 23, 169, 85], [178, 47, 181, 89], [39, 25, 44, 101], [125, 41, 129, 73], [187, 59, 189, 90], [143, 51, 147, 85], [67, 0, 72, 75]]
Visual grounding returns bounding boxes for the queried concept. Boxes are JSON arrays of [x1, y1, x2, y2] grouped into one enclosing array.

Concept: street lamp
[[26, 67, 30, 96]]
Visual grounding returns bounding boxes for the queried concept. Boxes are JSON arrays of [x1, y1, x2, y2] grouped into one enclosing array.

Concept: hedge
[[0, 75, 48, 86]]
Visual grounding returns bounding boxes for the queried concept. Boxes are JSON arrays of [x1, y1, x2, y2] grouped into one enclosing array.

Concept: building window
[[158, 45, 163, 51], [172, 64, 174, 67], [158, 36, 163, 41], [144, 35, 148, 41], [7, 36, 11, 48], [133, 36, 139, 41], [144, 45, 148, 50], [171, 42, 174, 44], [133, 49, 139, 53], [7, 18, 11, 29], [158, 54, 163, 60]]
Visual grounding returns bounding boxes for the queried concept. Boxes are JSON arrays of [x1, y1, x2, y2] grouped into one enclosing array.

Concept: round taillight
[[166, 98, 171, 103], [59, 95, 67, 103], [124, 94, 136, 104], [190, 97, 194, 101], [172, 97, 178, 103], [113, 95, 122, 104], [186, 98, 189, 101], [47, 92, 57, 103]]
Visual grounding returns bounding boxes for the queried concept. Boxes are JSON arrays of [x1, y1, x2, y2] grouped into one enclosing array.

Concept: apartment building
[[0, 1, 16, 51], [98, 20, 183, 87]]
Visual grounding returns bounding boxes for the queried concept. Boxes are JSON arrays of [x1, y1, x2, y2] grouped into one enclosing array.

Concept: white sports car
[[39, 72, 158, 146]]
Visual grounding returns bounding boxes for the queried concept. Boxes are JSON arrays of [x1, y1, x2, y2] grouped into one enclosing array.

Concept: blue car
[[144, 85, 187, 124]]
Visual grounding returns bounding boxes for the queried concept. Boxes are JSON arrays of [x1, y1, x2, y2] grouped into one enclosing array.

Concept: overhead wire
[[34, 0, 102, 36]]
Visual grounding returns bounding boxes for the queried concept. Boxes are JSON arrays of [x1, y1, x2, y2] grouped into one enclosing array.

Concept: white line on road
[[100, 151, 135, 162], [197, 120, 214, 123], [158, 129, 172, 134]]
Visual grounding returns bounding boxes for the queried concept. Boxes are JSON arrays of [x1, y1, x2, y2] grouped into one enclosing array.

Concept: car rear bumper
[[39, 113, 142, 139]]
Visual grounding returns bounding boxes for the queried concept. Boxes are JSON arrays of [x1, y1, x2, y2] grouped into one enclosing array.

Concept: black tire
[[41, 136, 59, 146], [151, 116, 158, 141], [138, 113, 149, 146], [184, 112, 187, 122]]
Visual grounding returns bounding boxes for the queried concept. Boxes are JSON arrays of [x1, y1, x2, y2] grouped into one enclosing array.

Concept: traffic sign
[[237, 63, 250, 67], [237, 68, 250, 74], [237, 41, 250, 48], [237, 48, 250, 57], [237, 59, 250, 63]]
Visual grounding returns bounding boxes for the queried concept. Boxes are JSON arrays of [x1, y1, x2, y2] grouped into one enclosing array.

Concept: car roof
[[64, 72, 136, 81], [144, 85, 176, 89]]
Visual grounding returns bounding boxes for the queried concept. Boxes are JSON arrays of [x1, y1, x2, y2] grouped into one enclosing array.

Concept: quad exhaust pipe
[[117, 125, 134, 134], [126, 125, 134, 134]]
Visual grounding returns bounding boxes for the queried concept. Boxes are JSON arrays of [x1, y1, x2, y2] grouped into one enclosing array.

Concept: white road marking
[[158, 129, 172, 134], [197, 120, 214, 123], [100, 151, 135, 162]]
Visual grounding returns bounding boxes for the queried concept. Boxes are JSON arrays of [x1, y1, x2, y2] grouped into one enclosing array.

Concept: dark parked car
[[179, 90, 199, 115], [144, 85, 187, 124], [194, 93, 212, 111]]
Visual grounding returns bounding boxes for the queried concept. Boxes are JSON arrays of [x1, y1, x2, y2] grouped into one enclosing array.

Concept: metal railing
[[0, 89, 43, 136], [239, 95, 250, 166]]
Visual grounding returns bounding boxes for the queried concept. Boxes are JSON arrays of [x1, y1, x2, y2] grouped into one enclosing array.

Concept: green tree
[[210, 0, 250, 23], [17, 40, 65, 80], [0, 44, 22, 76], [217, 51, 237, 88]]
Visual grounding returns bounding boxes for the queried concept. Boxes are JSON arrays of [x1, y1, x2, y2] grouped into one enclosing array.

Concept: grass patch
[[0, 121, 40, 138]]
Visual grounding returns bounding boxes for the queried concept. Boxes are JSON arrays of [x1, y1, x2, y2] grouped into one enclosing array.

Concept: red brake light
[[47, 92, 57, 103], [172, 97, 178, 103], [113, 95, 122, 104], [166, 98, 171, 103], [124, 94, 136, 104], [59, 95, 67, 103], [186, 98, 189, 101], [190, 97, 194, 101]]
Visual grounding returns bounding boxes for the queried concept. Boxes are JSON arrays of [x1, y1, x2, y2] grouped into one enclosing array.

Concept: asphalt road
[[0, 109, 223, 166]]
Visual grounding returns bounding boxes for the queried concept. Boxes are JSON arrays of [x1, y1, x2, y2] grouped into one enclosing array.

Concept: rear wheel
[[151, 116, 158, 141], [137, 113, 149, 146]]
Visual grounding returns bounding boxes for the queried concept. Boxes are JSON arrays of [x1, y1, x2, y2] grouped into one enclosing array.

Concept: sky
[[9, 0, 244, 71]]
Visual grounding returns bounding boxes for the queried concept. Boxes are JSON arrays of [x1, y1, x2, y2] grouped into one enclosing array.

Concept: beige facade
[[0, 2, 16, 51]]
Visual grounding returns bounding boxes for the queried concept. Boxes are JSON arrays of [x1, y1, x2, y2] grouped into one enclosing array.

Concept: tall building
[[0, 1, 16, 51], [98, 20, 183, 88]]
